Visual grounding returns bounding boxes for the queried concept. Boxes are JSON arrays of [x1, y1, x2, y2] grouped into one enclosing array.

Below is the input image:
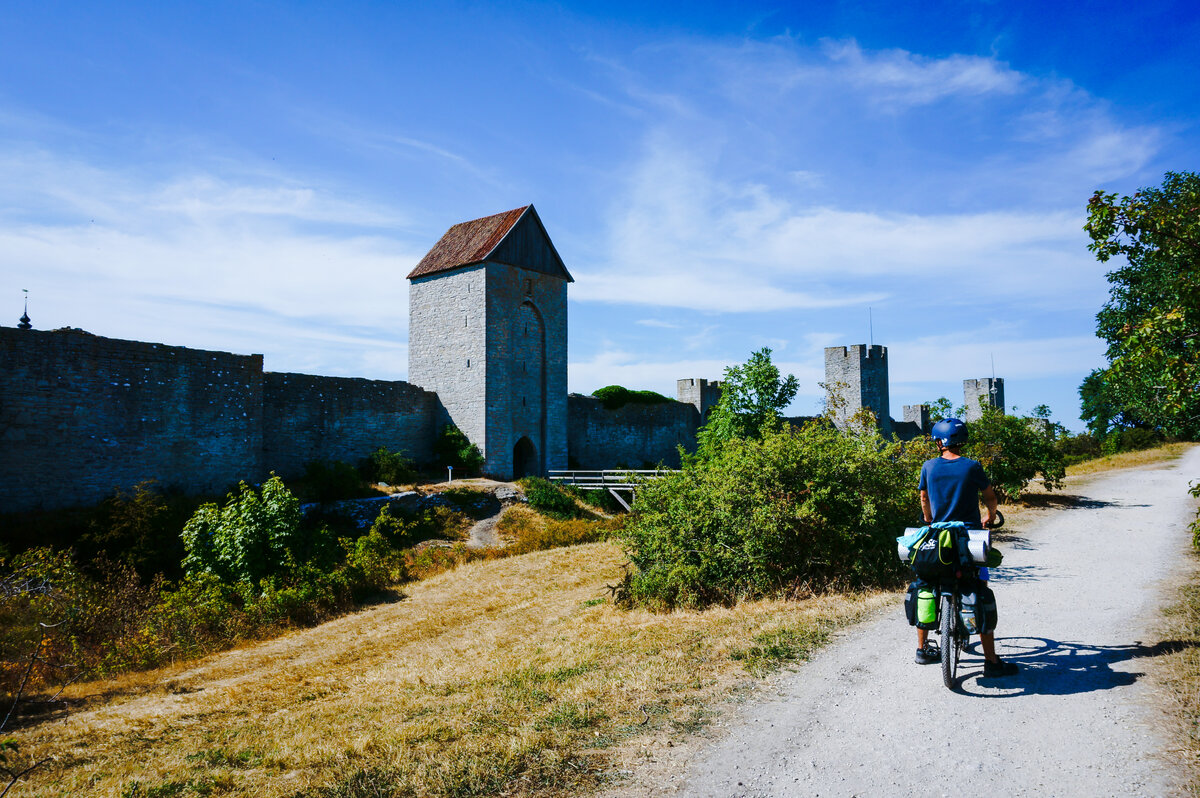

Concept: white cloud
[[822, 40, 1025, 106], [0, 150, 422, 378]]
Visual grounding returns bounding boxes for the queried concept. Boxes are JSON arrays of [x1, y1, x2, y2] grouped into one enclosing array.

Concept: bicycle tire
[[940, 593, 958, 689]]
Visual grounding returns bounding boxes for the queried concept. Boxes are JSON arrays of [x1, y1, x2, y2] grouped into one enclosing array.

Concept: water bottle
[[917, 588, 937, 626]]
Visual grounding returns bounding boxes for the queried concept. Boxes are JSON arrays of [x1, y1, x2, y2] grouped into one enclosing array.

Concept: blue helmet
[[930, 417, 968, 447]]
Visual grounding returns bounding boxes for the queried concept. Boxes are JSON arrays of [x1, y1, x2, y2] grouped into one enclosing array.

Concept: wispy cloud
[[0, 149, 422, 378], [822, 40, 1024, 106]]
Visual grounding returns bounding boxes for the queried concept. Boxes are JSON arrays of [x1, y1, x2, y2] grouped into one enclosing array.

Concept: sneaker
[[983, 658, 1019, 677], [915, 643, 940, 665]]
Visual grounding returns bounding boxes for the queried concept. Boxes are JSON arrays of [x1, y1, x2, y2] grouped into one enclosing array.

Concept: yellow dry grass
[[11, 542, 887, 797], [1065, 442, 1195, 477], [1156, 570, 1200, 795]]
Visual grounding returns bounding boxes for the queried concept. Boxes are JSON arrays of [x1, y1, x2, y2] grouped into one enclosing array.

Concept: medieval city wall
[[262, 373, 438, 478], [0, 327, 266, 513], [566, 395, 699, 470]]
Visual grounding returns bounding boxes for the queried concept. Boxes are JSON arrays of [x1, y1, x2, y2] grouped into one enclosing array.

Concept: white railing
[[548, 469, 676, 510]]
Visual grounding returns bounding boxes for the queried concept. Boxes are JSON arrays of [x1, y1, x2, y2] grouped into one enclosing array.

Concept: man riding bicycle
[[914, 417, 1019, 677]]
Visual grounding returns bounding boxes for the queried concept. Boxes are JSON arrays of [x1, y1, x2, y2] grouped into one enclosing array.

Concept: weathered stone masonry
[[567, 395, 698, 470], [0, 327, 437, 512]]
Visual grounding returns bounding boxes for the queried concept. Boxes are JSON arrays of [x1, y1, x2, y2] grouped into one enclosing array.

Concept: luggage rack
[[547, 469, 675, 511]]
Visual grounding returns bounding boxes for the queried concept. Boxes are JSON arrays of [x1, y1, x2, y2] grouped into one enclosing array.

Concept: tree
[[433, 424, 484, 475], [1085, 171, 1200, 439], [696, 348, 799, 456], [964, 403, 1065, 501]]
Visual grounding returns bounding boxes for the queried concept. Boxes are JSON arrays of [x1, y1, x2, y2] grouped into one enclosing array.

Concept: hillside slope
[[14, 539, 886, 796]]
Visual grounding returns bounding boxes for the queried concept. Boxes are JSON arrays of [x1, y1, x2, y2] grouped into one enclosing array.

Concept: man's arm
[[920, 489, 932, 524], [981, 485, 999, 528]]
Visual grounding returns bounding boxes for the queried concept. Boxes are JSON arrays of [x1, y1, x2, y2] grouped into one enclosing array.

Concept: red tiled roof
[[406, 206, 530, 279]]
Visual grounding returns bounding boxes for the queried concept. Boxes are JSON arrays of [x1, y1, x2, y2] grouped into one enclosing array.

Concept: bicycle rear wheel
[[940, 593, 958, 689]]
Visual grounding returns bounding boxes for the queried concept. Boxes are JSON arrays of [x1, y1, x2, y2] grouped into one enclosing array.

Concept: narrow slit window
[[466, 359, 470, 368]]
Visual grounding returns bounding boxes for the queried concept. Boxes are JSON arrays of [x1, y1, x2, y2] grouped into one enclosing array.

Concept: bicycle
[[942, 511, 1004, 688], [901, 512, 1003, 690]]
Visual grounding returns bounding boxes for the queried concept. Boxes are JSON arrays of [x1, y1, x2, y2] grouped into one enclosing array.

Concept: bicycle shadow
[[951, 636, 1195, 697], [986, 565, 1055, 584]]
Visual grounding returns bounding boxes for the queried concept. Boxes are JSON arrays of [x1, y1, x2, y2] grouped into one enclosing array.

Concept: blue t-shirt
[[917, 456, 990, 527]]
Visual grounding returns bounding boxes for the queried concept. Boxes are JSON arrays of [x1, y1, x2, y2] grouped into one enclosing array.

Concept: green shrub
[[1101, 426, 1163, 455], [617, 421, 928, 610], [369, 504, 470, 548], [434, 425, 484, 475], [963, 404, 1065, 500], [299, 460, 372, 503], [359, 447, 418, 486], [77, 481, 194, 583], [591, 385, 673, 410], [518, 477, 586, 519], [1190, 482, 1200, 551], [181, 476, 333, 585]]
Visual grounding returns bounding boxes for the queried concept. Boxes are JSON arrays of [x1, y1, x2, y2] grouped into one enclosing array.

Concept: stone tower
[[407, 205, 572, 480], [963, 377, 1004, 422], [676, 378, 722, 424], [824, 344, 891, 436]]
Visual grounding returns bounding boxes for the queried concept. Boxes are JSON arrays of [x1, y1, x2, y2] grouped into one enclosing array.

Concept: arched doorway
[[513, 436, 538, 479]]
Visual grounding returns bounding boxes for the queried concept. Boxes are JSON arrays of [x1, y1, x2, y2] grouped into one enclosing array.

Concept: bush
[[963, 405, 1065, 500], [76, 481, 194, 583], [1057, 432, 1102, 466], [591, 385, 673, 410], [299, 460, 372, 503], [369, 504, 471, 548], [1102, 426, 1163, 455], [518, 477, 587, 519], [359, 447, 418, 486], [618, 421, 929, 610], [181, 476, 334, 585], [434, 425, 484, 475]]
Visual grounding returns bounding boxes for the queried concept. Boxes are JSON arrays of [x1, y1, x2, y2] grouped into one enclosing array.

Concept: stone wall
[[567, 395, 699, 470], [262, 372, 438, 477], [0, 327, 265, 512], [0, 327, 441, 512]]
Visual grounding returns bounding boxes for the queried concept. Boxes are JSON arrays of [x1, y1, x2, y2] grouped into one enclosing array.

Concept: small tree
[[696, 348, 799, 456], [434, 425, 484, 475], [181, 476, 328, 586], [964, 403, 1065, 500]]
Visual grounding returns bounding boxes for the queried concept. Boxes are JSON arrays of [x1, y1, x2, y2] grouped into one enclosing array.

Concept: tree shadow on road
[[1013, 494, 1144, 510], [952, 636, 1195, 698]]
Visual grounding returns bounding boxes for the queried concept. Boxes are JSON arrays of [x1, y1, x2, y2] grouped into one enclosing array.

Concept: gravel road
[[615, 447, 1200, 798]]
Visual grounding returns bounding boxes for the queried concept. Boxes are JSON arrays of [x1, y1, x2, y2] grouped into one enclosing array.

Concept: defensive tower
[[407, 205, 572, 479], [962, 377, 1004, 422], [676, 378, 722, 424], [824, 344, 891, 436]]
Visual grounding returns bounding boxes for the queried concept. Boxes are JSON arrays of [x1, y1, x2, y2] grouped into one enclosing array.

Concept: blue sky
[[3, 1, 1198, 431]]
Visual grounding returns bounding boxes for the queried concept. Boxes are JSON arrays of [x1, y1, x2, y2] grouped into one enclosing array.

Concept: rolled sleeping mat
[[966, 529, 991, 564], [897, 527, 991, 565], [896, 528, 925, 563]]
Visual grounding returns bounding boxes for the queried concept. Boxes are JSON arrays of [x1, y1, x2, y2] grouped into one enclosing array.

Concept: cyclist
[[914, 417, 1019, 677]]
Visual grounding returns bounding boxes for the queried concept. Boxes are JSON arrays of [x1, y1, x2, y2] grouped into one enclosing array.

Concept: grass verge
[[1156, 552, 1200, 795], [9, 542, 888, 797], [1065, 442, 1194, 477]]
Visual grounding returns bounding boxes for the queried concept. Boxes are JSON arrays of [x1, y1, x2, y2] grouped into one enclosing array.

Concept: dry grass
[[1066, 442, 1194, 477], [9, 542, 887, 797], [1155, 552, 1200, 795]]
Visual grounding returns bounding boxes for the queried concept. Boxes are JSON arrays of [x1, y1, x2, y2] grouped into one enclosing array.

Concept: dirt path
[[609, 447, 1200, 797]]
